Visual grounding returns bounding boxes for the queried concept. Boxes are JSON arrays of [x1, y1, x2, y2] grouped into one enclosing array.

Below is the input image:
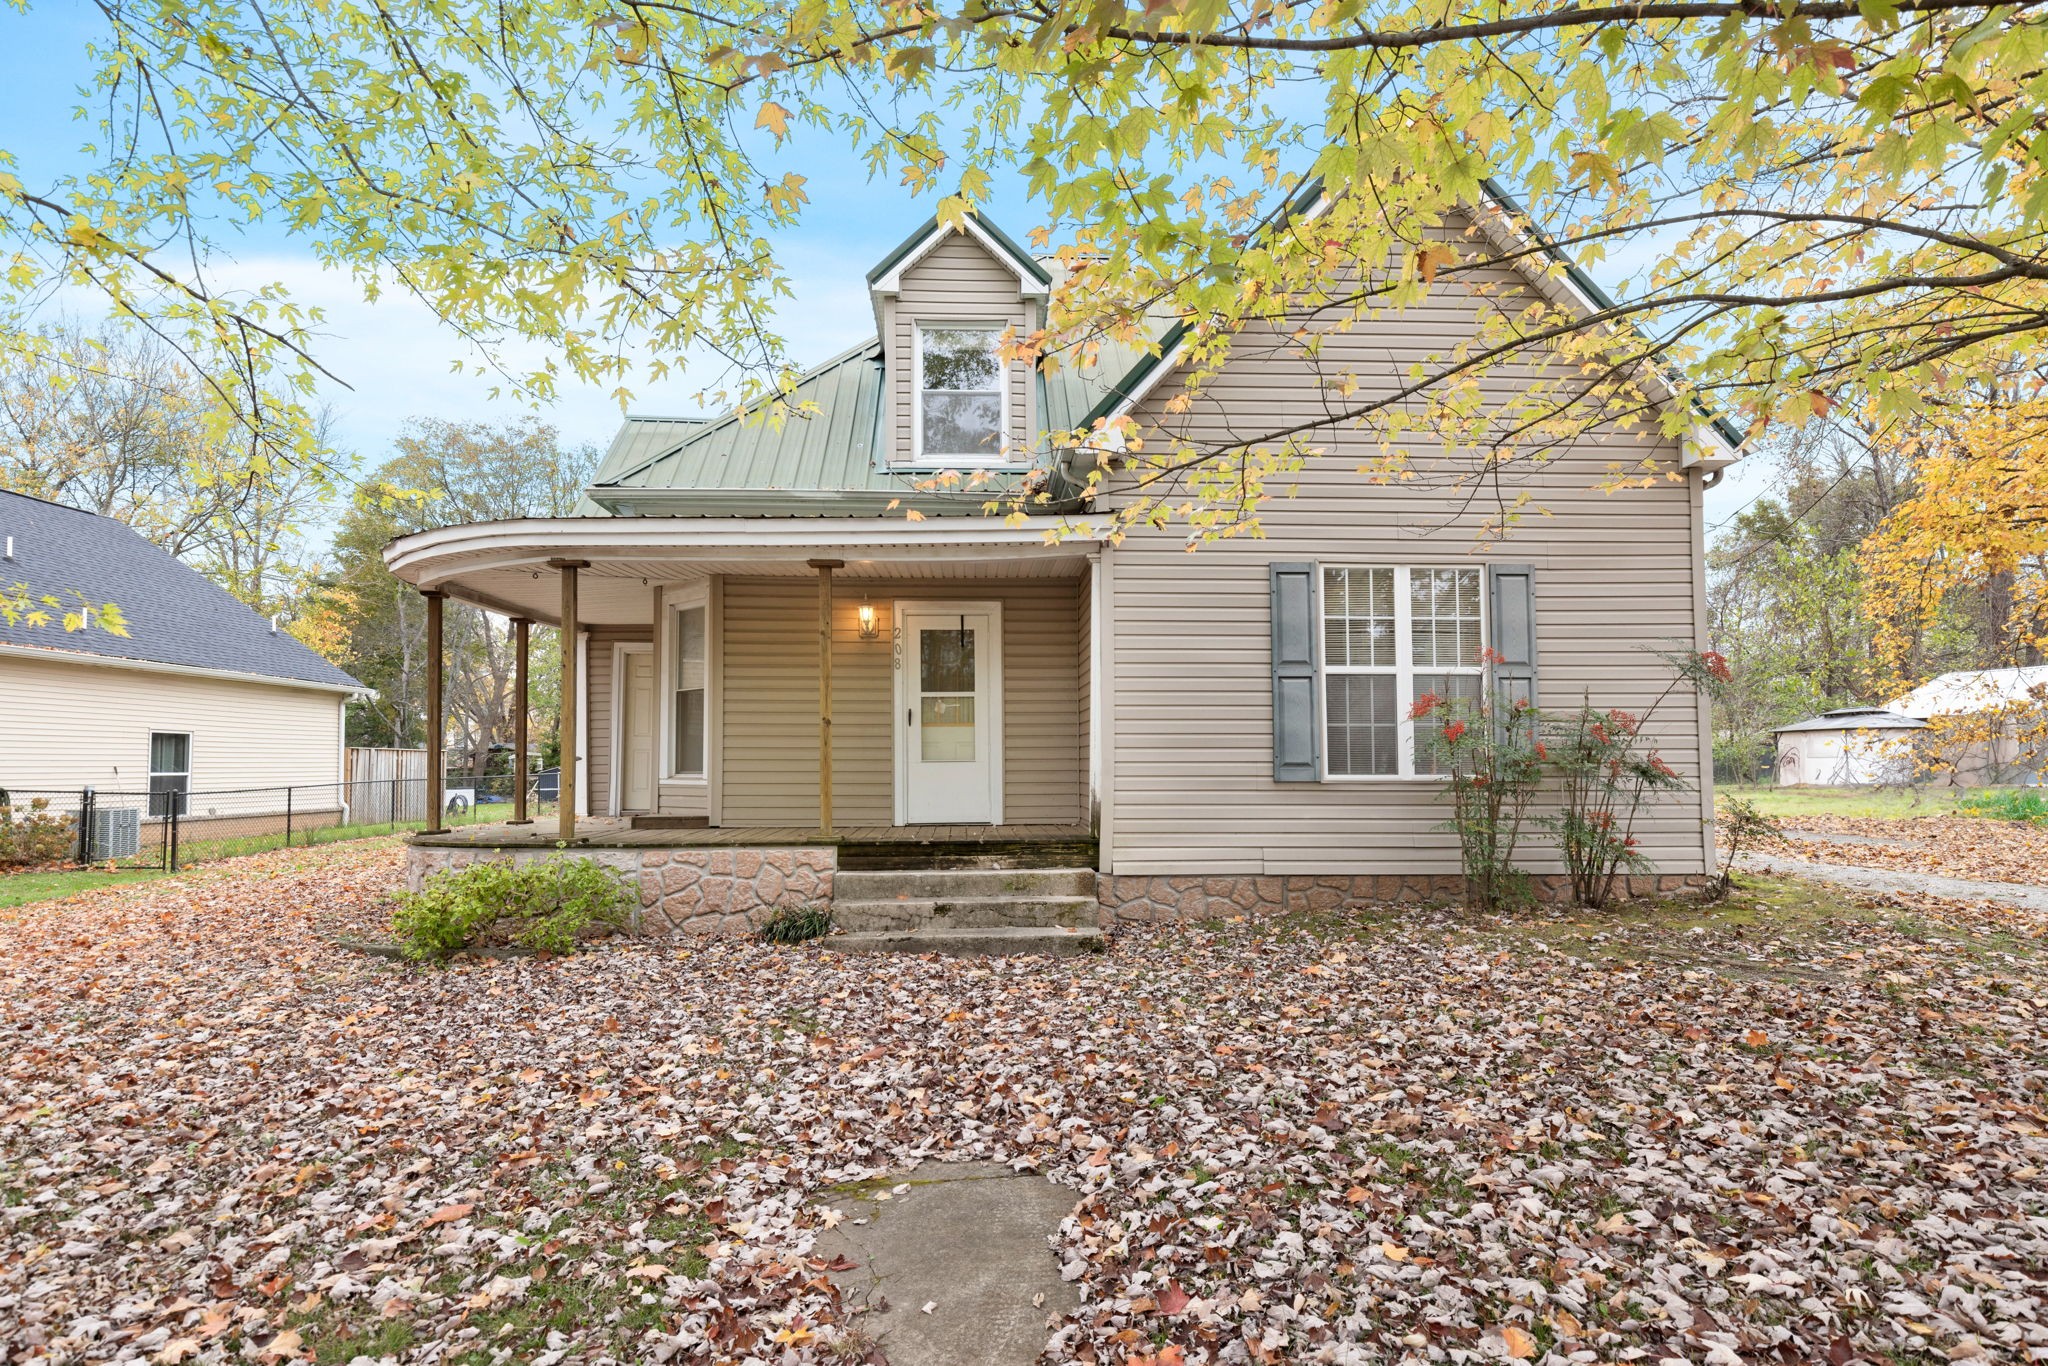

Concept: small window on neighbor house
[[672, 606, 707, 778], [1321, 566, 1485, 779], [917, 325, 1004, 460], [149, 732, 190, 817]]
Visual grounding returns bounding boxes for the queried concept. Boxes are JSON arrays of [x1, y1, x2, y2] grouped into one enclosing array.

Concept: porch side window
[[1321, 566, 1484, 778], [916, 324, 1004, 460], [672, 605, 707, 777], [149, 732, 190, 816]]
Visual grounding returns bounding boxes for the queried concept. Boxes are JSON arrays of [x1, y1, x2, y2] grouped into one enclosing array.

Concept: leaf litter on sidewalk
[[2, 842, 2044, 1365]]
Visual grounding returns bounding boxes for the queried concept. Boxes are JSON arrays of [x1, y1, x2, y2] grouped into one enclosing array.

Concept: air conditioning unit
[[87, 806, 141, 860]]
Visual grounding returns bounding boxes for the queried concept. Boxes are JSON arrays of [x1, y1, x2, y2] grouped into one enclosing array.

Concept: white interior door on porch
[[895, 603, 1001, 825], [617, 646, 656, 813]]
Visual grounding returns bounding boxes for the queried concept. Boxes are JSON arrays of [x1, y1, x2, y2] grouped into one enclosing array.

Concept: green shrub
[[1712, 794, 1783, 897], [1958, 789, 2048, 824], [0, 798, 77, 868], [759, 904, 833, 944], [391, 856, 634, 962]]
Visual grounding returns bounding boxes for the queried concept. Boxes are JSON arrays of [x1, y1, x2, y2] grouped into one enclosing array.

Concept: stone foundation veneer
[[1097, 871, 1715, 924], [406, 844, 1712, 939], [403, 845, 835, 938]]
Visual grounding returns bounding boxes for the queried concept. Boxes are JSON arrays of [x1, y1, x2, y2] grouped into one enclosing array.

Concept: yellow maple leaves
[[1863, 401, 2048, 689]]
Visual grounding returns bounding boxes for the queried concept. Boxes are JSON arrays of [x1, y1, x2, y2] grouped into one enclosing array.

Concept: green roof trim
[[865, 210, 1052, 289]]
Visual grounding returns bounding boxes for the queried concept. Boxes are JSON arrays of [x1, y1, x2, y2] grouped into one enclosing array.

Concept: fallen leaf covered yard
[[384, 202, 1742, 941]]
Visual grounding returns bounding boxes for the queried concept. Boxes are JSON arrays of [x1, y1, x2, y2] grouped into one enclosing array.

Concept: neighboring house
[[1772, 708, 1924, 787], [387, 190, 1742, 928], [0, 491, 366, 825], [1777, 667, 2048, 787]]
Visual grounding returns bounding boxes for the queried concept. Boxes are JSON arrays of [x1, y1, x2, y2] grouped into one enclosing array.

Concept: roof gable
[[0, 490, 363, 691], [867, 212, 1051, 297], [1079, 178, 1745, 467]]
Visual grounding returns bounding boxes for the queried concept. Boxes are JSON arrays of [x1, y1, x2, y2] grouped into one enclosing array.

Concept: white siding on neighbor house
[[881, 232, 1036, 464], [717, 576, 1085, 826], [0, 652, 348, 803], [1103, 262, 1716, 877]]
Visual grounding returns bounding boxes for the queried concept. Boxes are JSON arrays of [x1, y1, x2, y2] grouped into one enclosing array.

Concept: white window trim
[[911, 320, 1014, 466], [659, 584, 712, 786], [1320, 564, 1487, 782], [149, 731, 192, 816]]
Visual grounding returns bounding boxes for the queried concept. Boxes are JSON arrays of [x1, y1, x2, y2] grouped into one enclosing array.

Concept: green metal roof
[[584, 329, 1157, 517]]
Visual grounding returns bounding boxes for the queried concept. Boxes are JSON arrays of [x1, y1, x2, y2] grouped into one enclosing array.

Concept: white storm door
[[897, 606, 1000, 824], [619, 647, 657, 813]]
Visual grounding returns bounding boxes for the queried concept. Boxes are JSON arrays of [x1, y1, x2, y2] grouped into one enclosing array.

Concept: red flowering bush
[[1544, 648, 1732, 909], [1420, 689, 1544, 914]]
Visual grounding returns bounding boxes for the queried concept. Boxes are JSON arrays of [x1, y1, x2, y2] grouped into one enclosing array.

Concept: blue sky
[[2, 6, 1769, 532]]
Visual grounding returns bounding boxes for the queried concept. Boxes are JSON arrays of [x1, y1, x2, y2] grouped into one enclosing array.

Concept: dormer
[[867, 213, 1051, 468]]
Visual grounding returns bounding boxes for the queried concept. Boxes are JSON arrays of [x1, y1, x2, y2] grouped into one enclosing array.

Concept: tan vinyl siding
[[583, 626, 649, 816], [1104, 258, 1714, 877], [719, 577, 1083, 826], [884, 233, 1035, 463], [0, 652, 346, 800]]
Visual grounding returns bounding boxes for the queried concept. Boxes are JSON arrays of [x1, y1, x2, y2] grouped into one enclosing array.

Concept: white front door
[[619, 648, 656, 813], [897, 604, 1001, 824]]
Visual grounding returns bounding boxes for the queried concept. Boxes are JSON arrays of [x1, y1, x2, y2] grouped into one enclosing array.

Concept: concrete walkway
[[1736, 852, 2048, 913], [817, 1161, 1079, 1366]]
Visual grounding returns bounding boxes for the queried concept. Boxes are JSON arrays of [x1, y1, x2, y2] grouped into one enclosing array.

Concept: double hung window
[[1321, 566, 1485, 778], [916, 325, 1005, 460]]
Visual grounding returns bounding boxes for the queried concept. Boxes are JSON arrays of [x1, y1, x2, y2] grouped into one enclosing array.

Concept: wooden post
[[550, 560, 589, 842], [808, 559, 843, 834], [424, 590, 446, 834], [509, 617, 532, 824]]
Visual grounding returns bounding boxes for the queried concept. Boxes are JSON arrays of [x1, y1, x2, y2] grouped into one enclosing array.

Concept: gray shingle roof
[[0, 490, 363, 691]]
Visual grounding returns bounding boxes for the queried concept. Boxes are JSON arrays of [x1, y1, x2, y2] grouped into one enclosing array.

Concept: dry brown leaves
[[2, 842, 2045, 1365], [1757, 815, 2048, 885]]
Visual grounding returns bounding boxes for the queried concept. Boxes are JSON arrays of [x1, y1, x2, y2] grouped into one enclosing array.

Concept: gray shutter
[[1489, 563, 1538, 709], [1270, 563, 1321, 782]]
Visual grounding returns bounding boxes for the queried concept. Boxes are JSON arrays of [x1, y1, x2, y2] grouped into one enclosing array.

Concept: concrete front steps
[[826, 865, 1105, 956]]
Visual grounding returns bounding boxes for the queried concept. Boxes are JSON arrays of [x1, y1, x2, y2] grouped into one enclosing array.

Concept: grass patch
[[0, 867, 171, 910], [1956, 788, 2048, 824], [1718, 784, 1982, 820]]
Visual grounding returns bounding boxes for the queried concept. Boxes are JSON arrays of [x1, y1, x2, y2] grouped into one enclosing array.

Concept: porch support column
[[808, 559, 844, 834], [550, 559, 591, 842], [423, 589, 446, 834], [508, 616, 533, 825]]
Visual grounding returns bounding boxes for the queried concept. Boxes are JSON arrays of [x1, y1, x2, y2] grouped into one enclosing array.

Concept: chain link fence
[[0, 777, 553, 874]]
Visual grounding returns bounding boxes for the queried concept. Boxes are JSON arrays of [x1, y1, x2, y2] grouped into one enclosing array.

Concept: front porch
[[413, 816, 1097, 861], [384, 517, 1103, 850]]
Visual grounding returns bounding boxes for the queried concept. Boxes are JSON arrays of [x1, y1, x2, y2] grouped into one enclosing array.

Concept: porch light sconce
[[857, 599, 880, 640]]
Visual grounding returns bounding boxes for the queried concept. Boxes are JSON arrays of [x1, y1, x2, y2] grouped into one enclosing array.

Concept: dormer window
[[916, 324, 1005, 461]]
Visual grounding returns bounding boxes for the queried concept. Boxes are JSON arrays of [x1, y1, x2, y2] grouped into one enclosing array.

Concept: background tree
[[1708, 412, 2041, 774], [321, 419, 592, 772], [1862, 397, 2048, 685], [0, 319, 339, 614], [8, 2, 2048, 548]]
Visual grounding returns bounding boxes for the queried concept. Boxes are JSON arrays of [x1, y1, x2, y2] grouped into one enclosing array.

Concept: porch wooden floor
[[413, 818, 1096, 850]]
